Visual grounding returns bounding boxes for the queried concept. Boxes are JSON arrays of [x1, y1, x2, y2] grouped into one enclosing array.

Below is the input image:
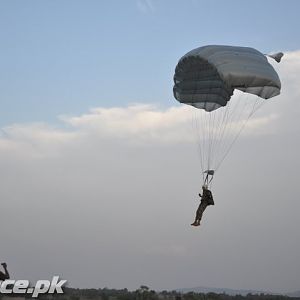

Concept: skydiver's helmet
[[202, 184, 208, 190]]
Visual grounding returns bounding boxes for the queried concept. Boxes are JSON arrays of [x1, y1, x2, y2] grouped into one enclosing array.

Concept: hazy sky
[[0, 0, 300, 295]]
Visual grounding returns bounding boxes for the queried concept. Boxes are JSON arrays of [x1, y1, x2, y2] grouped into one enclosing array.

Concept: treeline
[[1, 286, 298, 300], [55, 286, 299, 300]]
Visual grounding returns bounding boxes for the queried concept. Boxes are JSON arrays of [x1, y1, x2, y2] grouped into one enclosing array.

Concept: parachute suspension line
[[192, 108, 210, 183], [198, 111, 206, 180], [210, 98, 232, 170], [192, 109, 205, 181], [214, 94, 252, 171], [191, 93, 267, 184], [214, 91, 251, 169], [208, 110, 217, 170], [215, 95, 265, 172], [207, 110, 213, 171], [195, 108, 214, 179], [202, 110, 209, 171], [220, 93, 247, 146], [210, 110, 218, 169], [201, 110, 211, 181], [202, 111, 209, 174], [207, 112, 214, 171], [207, 113, 216, 167], [211, 93, 240, 170], [202, 110, 209, 173], [206, 112, 210, 171], [210, 108, 223, 161]]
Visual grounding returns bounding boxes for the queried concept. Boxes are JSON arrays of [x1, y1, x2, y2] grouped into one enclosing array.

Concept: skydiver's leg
[[191, 202, 208, 226], [196, 202, 208, 224], [191, 218, 200, 226], [191, 207, 200, 226]]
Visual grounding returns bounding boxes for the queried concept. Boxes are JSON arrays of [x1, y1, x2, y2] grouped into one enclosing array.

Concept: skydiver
[[191, 185, 214, 226], [0, 262, 10, 281]]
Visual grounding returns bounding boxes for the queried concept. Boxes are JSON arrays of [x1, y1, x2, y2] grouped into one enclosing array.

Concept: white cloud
[[61, 104, 192, 142], [0, 122, 78, 158], [0, 102, 281, 161]]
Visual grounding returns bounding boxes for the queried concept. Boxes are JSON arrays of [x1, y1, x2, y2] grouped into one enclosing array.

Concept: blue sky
[[1, 0, 300, 126]]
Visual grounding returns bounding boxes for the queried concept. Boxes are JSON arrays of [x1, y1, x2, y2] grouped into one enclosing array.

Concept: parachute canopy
[[173, 45, 283, 183], [173, 45, 281, 112]]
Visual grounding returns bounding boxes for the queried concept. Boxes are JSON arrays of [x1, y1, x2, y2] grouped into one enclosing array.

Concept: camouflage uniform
[[191, 188, 214, 226]]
